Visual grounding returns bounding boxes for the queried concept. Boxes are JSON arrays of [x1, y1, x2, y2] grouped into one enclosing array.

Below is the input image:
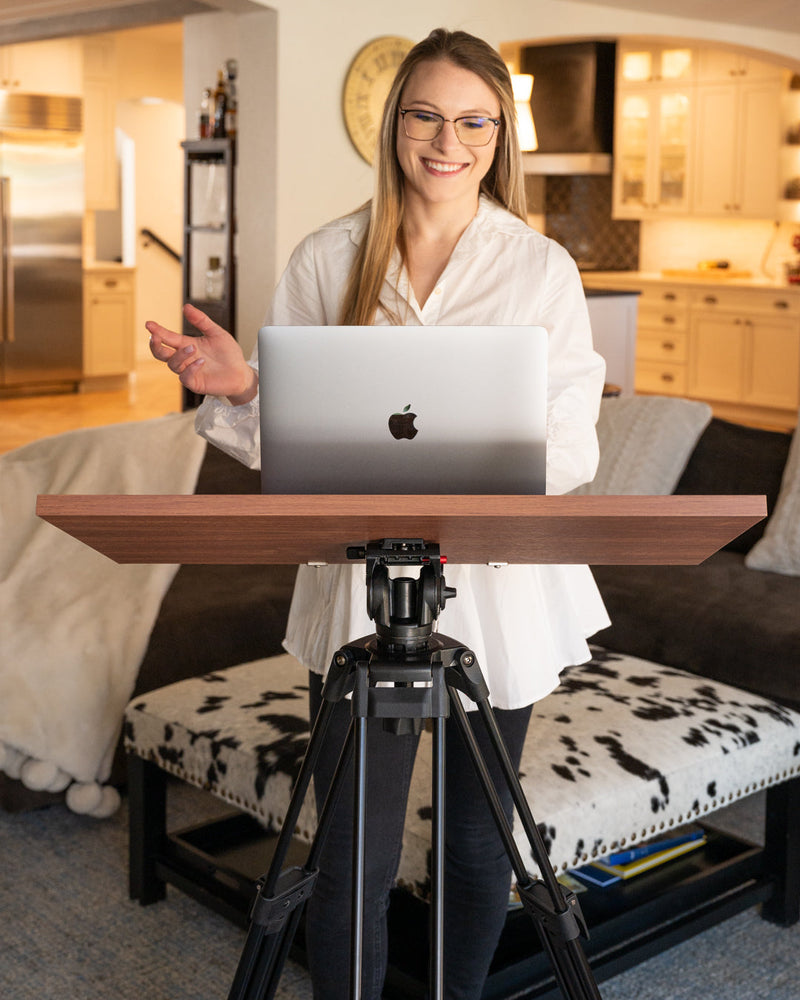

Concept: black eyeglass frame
[[398, 107, 501, 147]]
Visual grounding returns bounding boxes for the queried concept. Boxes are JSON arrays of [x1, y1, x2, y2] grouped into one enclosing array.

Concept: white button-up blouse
[[195, 196, 610, 709]]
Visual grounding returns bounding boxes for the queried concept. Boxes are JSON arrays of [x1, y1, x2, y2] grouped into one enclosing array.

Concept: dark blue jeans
[[305, 671, 533, 1000]]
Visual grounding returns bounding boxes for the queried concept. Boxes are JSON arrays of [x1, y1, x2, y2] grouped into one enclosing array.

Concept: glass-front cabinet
[[618, 43, 694, 85], [614, 87, 692, 217]]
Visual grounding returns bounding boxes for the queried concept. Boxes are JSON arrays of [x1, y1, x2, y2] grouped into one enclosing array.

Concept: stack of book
[[572, 829, 707, 887]]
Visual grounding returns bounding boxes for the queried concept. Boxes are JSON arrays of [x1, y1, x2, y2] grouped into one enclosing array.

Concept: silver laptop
[[258, 325, 548, 495]]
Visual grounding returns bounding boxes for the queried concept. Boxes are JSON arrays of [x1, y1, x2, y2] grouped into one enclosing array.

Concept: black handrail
[[140, 228, 181, 263]]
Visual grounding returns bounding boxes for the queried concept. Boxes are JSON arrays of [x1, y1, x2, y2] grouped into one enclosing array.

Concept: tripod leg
[[228, 651, 361, 1000], [430, 714, 445, 1000], [350, 714, 367, 1000], [446, 678, 602, 1000]]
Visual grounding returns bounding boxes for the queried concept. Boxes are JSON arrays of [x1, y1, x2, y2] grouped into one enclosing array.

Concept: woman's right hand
[[146, 302, 258, 404]]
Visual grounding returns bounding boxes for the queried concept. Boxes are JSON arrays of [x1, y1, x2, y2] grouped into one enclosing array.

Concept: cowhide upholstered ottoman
[[124, 646, 800, 997]]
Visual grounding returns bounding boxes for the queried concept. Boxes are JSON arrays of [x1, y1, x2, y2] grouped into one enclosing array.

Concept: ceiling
[[0, 0, 260, 44], [574, 0, 799, 34], [0, 0, 797, 44]]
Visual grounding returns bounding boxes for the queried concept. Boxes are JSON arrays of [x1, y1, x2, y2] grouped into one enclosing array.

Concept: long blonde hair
[[339, 28, 526, 326]]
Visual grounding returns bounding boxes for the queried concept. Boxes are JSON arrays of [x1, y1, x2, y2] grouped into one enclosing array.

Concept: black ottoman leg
[[128, 754, 168, 905], [762, 775, 800, 926]]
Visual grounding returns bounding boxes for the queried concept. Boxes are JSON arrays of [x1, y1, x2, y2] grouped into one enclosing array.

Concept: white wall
[[116, 99, 184, 361], [184, 0, 800, 355], [639, 217, 798, 281]]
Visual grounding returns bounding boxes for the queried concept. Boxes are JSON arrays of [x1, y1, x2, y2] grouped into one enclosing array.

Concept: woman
[[148, 28, 608, 1000]]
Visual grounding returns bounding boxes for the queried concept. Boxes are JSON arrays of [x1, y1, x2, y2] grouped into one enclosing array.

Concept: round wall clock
[[342, 35, 415, 164]]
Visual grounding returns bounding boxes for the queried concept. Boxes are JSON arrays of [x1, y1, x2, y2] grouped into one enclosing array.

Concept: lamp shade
[[511, 73, 538, 151]]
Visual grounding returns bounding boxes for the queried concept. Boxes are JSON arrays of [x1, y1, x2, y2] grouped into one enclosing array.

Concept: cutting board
[[661, 268, 753, 280]]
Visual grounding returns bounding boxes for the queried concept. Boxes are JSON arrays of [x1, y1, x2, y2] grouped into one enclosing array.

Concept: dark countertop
[[583, 286, 641, 297]]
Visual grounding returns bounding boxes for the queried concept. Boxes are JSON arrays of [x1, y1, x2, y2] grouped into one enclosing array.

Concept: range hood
[[519, 41, 615, 175]]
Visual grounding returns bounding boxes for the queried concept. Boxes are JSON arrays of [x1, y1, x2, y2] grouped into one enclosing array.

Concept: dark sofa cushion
[[194, 440, 263, 494], [591, 552, 800, 709], [674, 418, 792, 553], [133, 442, 297, 698]]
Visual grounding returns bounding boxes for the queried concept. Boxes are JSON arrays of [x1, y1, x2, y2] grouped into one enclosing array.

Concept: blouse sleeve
[[539, 241, 606, 495]]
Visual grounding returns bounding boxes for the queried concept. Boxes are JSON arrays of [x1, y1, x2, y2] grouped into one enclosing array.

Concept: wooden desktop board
[[35, 494, 766, 566]]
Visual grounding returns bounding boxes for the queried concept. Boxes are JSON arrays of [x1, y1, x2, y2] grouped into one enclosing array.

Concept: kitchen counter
[[83, 261, 135, 273], [582, 270, 800, 431], [583, 270, 799, 293]]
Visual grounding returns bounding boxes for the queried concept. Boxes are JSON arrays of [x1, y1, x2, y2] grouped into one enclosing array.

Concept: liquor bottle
[[198, 88, 212, 139], [224, 59, 238, 139], [212, 69, 227, 138], [205, 256, 225, 300]]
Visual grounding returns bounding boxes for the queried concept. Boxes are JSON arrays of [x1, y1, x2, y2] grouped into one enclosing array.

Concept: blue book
[[572, 830, 706, 887], [605, 830, 705, 867]]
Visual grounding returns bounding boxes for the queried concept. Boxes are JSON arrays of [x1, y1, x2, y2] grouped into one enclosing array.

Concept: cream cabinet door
[[689, 308, 800, 412], [613, 88, 693, 218], [83, 271, 135, 377], [0, 40, 82, 95], [688, 312, 747, 403], [693, 81, 780, 217], [744, 315, 800, 411]]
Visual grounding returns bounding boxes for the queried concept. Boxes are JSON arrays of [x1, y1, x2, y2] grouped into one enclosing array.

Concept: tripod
[[228, 539, 602, 1000]]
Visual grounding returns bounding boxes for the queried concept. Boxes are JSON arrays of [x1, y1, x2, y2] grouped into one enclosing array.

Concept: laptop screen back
[[258, 325, 547, 495]]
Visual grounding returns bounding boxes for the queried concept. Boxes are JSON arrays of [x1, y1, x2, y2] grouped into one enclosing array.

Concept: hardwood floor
[[0, 361, 184, 455]]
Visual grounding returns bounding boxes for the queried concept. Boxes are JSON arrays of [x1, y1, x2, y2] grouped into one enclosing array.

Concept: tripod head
[[347, 539, 457, 656]]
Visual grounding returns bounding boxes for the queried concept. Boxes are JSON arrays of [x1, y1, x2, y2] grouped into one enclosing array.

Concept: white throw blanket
[[0, 412, 206, 816]]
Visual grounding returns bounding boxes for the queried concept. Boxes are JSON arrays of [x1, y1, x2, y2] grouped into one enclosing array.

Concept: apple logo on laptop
[[388, 404, 418, 440]]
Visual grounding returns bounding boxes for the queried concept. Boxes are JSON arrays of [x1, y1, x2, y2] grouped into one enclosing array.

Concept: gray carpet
[[0, 783, 796, 1000]]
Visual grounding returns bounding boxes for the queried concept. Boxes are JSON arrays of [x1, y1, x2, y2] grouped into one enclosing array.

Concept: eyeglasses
[[398, 108, 500, 147]]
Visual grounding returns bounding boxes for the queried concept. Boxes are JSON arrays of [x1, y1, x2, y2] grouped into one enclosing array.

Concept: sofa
[[577, 396, 800, 711], [3, 394, 798, 813], [0, 436, 297, 814]]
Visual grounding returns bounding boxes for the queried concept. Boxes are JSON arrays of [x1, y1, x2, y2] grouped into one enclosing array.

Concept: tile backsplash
[[542, 175, 639, 272]]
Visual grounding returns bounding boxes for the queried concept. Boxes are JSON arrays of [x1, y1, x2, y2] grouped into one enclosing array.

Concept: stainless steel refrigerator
[[1, 92, 83, 392]]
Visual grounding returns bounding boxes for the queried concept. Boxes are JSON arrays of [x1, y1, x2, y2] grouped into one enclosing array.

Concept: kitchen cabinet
[[688, 288, 800, 415], [696, 50, 782, 85], [583, 275, 800, 429], [82, 36, 118, 212], [82, 267, 135, 382], [617, 43, 695, 85], [614, 42, 786, 221], [633, 284, 690, 396], [692, 78, 781, 218], [0, 39, 82, 96], [613, 87, 693, 218]]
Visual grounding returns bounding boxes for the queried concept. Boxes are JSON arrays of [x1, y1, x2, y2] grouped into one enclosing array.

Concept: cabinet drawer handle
[[103, 279, 118, 288], [663, 292, 677, 301], [661, 341, 675, 351], [774, 300, 790, 310], [662, 314, 676, 324], [660, 372, 675, 383], [703, 295, 718, 305]]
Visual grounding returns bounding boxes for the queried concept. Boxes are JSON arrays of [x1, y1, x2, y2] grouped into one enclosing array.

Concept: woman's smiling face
[[396, 58, 501, 211]]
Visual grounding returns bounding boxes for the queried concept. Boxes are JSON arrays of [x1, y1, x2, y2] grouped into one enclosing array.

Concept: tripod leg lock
[[516, 878, 589, 944], [249, 867, 319, 934]]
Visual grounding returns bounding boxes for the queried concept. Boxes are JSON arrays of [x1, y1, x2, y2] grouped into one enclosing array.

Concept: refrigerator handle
[[1, 176, 13, 344]]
